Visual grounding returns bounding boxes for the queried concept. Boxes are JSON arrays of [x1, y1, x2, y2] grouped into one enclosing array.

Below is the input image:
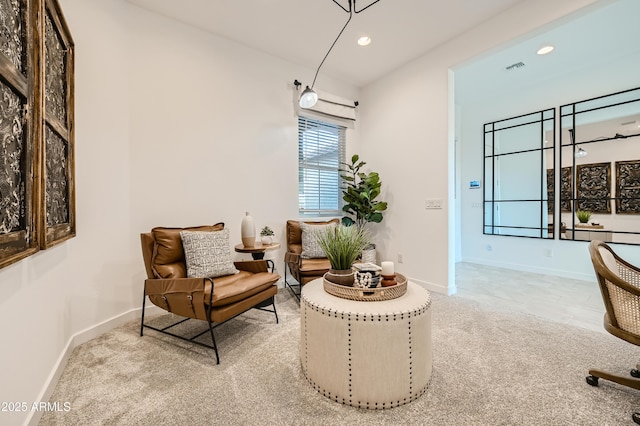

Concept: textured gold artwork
[[560, 167, 572, 212], [0, 0, 74, 269], [616, 160, 640, 214], [576, 162, 611, 214]]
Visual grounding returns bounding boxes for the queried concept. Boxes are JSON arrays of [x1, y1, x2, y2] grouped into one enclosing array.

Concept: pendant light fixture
[[298, 0, 381, 109], [575, 147, 588, 158]]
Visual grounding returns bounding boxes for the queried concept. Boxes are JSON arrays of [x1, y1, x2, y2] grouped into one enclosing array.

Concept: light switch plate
[[425, 199, 443, 209]]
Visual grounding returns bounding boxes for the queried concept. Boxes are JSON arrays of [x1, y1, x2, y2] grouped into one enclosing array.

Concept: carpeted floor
[[40, 289, 640, 425]]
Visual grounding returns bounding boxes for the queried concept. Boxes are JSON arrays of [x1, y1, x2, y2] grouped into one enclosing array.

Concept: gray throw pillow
[[300, 222, 336, 259], [180, 229, 239, 278]]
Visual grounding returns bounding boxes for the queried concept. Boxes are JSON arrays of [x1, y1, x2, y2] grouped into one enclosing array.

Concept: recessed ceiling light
[[357, 36, 371, 46], [537, 45, 554, 55]]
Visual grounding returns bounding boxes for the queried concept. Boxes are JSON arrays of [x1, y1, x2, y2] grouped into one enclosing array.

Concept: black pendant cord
[[332, 0, 381, 14], [311, 7, 353, 89]]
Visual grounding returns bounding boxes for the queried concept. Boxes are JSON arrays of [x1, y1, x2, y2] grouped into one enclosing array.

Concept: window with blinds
[[298, 116, 346, 216]]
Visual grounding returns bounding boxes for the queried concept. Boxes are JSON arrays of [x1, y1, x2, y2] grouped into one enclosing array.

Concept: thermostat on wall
[[469, 180, 481, 189]]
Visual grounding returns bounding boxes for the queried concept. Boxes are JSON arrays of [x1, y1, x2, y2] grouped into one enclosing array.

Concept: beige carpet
[[40, 289, 639, 425]]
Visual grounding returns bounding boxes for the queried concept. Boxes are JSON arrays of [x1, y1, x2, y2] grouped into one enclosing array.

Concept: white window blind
[[298, 116, 346, 216]]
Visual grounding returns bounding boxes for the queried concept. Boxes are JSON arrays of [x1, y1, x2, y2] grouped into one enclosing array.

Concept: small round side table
[[234, 242, 280, 260]]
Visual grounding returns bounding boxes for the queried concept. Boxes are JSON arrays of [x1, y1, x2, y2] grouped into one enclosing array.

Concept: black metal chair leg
[[284, 268, 302, 301], [206, 317, 220, 365], [140, 286, 147, 337], [272, 298, 279, 324]]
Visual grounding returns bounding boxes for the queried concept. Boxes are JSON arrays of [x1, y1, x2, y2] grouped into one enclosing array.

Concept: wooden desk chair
[[586, 240, 640, 424]]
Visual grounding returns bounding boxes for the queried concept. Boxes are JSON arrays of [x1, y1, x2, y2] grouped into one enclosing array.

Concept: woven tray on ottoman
[[323, 272, 407, 301]]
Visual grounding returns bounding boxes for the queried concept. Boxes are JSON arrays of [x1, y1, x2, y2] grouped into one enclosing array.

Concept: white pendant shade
[[299, 86, 319, 108]]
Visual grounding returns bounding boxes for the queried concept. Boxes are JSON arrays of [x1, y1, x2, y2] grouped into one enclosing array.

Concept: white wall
[[458, 31, 640, 280], [0, 1, 360, 425], [1, 2, 131, 425], [359, 0, 600, 293], [5, 0, 634, 423], [125, 3, 359, 270]]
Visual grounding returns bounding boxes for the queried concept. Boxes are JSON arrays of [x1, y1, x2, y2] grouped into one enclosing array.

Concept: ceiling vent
[[505, 62, 525, 71]]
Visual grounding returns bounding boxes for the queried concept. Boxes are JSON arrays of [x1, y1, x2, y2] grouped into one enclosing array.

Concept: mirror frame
[[483, 108, 555, 239], [559, 86, 640, 245]]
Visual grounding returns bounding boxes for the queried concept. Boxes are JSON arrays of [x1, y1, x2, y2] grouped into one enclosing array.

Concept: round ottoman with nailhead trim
[[300, 278, 432, 409]]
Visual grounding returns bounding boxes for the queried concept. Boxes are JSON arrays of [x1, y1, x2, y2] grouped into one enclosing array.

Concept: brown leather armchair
[[140, 223, 279, 364], [284, 219, 339, 299]]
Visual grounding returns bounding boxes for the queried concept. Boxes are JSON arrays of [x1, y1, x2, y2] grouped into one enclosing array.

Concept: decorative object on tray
[[380, 261, 398, 287], [576, 223, 604, 229], [381, 274, 397, 287], [323, 272, 408, 301], [315, 224, 370, 286], [325, 268, 355, 286], [361, 247, 377, 264], [353, 262, 381, 288], [241, 211, 256, 247], [260, 225, 274, 245], [380, 260, 394, 275]]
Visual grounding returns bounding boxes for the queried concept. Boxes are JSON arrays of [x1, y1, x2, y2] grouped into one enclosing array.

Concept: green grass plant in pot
[[315, 225, 370, 286], [576, 210, 592, 224]]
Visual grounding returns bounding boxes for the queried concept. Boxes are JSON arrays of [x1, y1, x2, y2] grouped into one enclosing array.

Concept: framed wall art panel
[[616, 159, 640, 214], [576, 162, 611, 214], [0, 0, 40, 268], [546, 169, 554, 214], [560, 166, 572, 212], [0, 0, 74, 269], [40, 0, 75, 248]]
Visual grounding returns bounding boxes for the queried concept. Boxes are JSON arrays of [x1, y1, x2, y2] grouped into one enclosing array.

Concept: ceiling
[[455, 0, 640, 105], [124, 0, 525, 88]]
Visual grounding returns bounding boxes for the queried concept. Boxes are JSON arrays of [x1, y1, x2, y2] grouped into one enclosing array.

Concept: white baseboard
[[26, 304, 162, 426], [411, 277, 455, 295], [460, 257, 594, 282]]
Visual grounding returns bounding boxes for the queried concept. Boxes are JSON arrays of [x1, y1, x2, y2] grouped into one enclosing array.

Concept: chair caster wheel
[[631, 369, 640, 378], [586, 375, 599, 386], [632, 412, 640, 425]]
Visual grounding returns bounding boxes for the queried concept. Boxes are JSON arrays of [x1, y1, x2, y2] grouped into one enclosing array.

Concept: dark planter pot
[[326, 269, 354, 287]]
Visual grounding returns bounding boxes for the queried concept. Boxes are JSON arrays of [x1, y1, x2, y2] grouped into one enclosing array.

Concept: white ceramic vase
[[361, 247, 377, 264], [241, 212, 256, 247]]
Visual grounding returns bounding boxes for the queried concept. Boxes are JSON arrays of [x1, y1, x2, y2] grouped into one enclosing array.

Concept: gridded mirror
[[560, 86, 640, 245], [484, 109, 555, 238]]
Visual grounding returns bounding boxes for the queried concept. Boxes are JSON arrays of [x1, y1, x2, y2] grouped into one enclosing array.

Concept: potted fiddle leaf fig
[[340, 154, 388, 228], [340, 154, 387, 262]]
